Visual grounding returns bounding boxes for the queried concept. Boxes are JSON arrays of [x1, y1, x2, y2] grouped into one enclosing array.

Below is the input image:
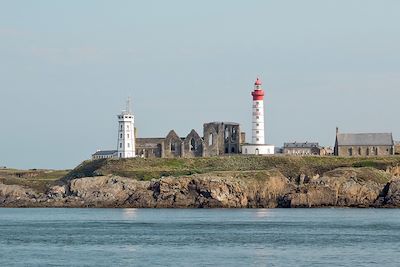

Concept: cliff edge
[[2, 156, 400, 208]]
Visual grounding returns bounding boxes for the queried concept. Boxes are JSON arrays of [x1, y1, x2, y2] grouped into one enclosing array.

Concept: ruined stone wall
[[136, 138, 164, 158], [223, 124, 240, 154], [163, 130, 183, 158], [182, 130, 203, 158], [203, 122, 240, 157]]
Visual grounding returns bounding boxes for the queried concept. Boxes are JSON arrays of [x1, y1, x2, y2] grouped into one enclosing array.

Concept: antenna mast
[[126, 97, 131, 114]]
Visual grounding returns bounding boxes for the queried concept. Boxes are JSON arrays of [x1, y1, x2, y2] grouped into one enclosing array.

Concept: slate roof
[[136, 138, 165, 144], [336, 133, 393, 146], [92, 150, 117, 156], [206, 121, 240, 126], [284, 142, 319, 148]]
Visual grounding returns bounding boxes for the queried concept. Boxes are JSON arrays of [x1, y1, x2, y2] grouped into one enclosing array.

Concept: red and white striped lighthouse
[[242, 77, 275, 155], [251, 78, 265, 144]]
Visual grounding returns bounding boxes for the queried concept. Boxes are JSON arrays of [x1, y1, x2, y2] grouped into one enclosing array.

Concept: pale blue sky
[[0, 0, 399, 169]]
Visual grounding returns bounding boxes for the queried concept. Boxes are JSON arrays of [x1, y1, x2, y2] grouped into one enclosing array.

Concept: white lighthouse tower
[[117, 98, 135, 158], [242, 77, 275, 155]]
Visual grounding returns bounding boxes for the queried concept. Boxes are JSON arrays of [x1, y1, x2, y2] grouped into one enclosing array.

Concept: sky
[[0, 0, 399, 169]]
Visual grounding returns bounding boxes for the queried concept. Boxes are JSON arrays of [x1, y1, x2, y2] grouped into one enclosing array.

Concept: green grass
[[62, 155, 400, 182], [0, 169, 69, 193]]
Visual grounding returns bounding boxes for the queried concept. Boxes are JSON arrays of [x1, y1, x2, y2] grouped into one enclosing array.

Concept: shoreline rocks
[[1, 167, 400, 208]]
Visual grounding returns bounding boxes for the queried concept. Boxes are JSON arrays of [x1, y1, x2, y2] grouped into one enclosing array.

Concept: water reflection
[[255, 209, 270, 218], [122, 208, 138, 219]]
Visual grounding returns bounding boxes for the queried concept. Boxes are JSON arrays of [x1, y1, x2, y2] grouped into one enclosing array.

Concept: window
[[120, 143, 122, 148], [245, 148, 248, 154], [120, 125, 123, 130], [256, 138, 259, 141], [119, 153, 122, 158], [256, 109, 259, 112], [171, 142, 176, 152], [120, 134, 122, 138], [127, 143, 130, 148], [231, 147, 235, 153], [255, 148, 259, 155], [209, 133, 213, 146], [366, 148, 370, 156], [358, 147, 361, 155], [232, 128, 237, 141], [348, 148, 353, 156], [256, 123, 259, 126], [190, 139, 196, 151], [127, 125, 129, 129], [256, 116, 259, 119], [256, 131, 259, 134], [127, 134, 129, 138], [224, 127, 229, 140]]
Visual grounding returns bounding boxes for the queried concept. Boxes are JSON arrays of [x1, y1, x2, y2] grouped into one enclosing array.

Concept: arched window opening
[[231, 147, 235, 153], [209, 133, 213, 146], [232, 128, 237, 141], [358, 147, 362, 155], [190, 138, 196, 151], [255, 148, 259, 155], [224, 127, 229, 141], [171, 142, 176, 152], [366, 148, 370, 156], [348, 148, 353, 156]]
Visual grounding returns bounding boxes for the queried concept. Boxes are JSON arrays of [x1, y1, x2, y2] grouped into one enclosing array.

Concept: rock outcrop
[[2, 167, 400, 208], [0, 183, 40, 206]]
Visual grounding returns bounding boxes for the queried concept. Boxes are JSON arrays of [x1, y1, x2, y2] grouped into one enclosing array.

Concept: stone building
[[334, 129, 394, 157], [283, 142, 320, 156], [203, 122, 241, 156], [135, 122, 242, 158], [395, 141, 400, 155]]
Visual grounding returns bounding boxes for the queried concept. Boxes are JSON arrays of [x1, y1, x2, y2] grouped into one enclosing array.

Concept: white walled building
[[242, 77, 275, 155], [92, 98, 136, 159]]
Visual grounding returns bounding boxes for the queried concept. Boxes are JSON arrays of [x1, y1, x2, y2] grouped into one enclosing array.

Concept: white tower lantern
[[117, 98, 135, 158], [242, 77, 275, 155]]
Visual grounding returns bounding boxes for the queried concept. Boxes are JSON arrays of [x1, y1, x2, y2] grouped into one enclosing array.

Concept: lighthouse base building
[[242, 144, 275, 155]]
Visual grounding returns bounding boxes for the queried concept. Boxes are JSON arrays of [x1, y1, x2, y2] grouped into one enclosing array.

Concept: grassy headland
[[63, 155, 400, 182], [0, 169, 69, 193]]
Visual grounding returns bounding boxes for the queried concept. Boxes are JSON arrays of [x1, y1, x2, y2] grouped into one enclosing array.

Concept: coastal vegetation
[[64, 155, 400, 182]]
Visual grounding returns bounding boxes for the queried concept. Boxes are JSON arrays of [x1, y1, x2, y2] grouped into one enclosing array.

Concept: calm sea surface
[[0, 208, 399, 267]]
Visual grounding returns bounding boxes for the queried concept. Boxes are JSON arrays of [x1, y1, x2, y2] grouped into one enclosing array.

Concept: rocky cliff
[[2, 166, 400, 208]]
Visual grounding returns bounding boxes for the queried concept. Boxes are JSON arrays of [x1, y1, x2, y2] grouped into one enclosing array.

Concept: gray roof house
[[334, 129, 394, 157], [283, 142, 320, 155], [92, 150, 117, 159]]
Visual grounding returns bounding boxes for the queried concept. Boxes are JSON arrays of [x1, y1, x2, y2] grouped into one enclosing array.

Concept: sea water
[[0, 208, 399, 267]]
